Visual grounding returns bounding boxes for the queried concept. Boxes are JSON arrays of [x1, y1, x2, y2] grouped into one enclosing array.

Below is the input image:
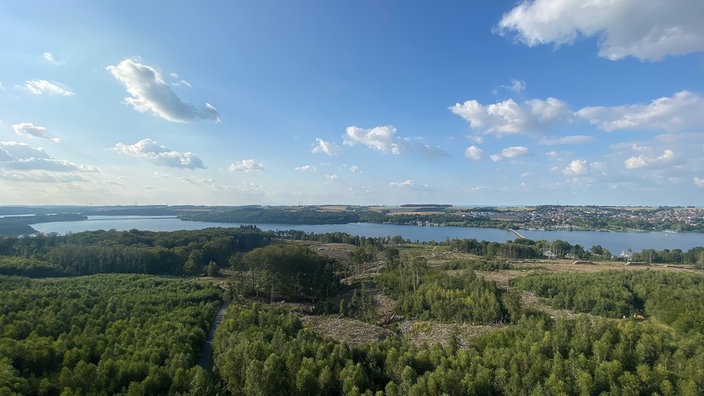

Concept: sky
[[1, 0, 703, 207]]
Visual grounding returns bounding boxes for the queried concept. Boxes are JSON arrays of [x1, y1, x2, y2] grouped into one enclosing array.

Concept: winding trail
[[199, 300, 231, 370]]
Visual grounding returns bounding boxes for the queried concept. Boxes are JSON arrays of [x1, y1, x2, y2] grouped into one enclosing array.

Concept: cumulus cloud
[[114, 138, 205, 169], [562, 159, 589, 176], [25, 80, 74, 96], [450, 97, 573, 135], [11, 122, 60, 143], [344, 125, 400, 154], [490, 146, 530, 161], [694, 177, 704, 187], [464, 145, 484, 160], [577, 91, 704, 133], [326, 174, 340, 182], [311, 138, 342, 156], [454, 91, 703, 137], [624, 149, 675, 169], [0, 141, 96, 181], [343, 125, 448, 158], [295, 164, 316, 172], [106, 58, 219, 123], [228, 159, 264, 173], [496, 0, 704, 61]]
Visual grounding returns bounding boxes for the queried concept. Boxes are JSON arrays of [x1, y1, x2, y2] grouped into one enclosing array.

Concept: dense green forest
[[0, 275, 222, 395], [1, 227, 704, 395]]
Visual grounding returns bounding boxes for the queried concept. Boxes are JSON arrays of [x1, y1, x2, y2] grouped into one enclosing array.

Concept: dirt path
[[199, 300, 230, 370]]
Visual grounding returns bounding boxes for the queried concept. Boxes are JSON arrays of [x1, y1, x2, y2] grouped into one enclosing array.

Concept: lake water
[[30, 215, 704, 254]]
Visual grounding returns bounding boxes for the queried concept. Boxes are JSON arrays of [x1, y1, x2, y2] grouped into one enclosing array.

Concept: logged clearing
[[301, 315, 393, 348], [276, 243, 698, 349]]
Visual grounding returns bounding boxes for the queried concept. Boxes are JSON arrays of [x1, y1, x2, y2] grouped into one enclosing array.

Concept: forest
[[1, 226, 703, 395]]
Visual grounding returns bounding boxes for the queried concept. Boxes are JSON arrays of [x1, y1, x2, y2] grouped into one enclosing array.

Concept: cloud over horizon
[[343, 125, 448, 158], [0, 141, 97, 181], [228, 159, 264, 173], [453, 91, 704, 136], [450, 97, 574, 136], [11, 122, 61, 143], [107, 58, 219, 123], [114, 138, 206, 169]]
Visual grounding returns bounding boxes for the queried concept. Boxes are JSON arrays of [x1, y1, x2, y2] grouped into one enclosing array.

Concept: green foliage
[[0, 256, 73, 277], [512, 270, 704, 333], [182, 206, 366, 224], [378, 256, 509, 323], [0, 227, 271, 276], [214, 303, 704, 395], [0, 274, 222, 394]]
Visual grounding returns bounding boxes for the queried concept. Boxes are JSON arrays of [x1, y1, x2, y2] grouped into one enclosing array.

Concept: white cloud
[[450, 97, 573, 135], [562, 159, 589, 176], [343, 125, 448, 158], [494, 79, 526, 95], [326, 174, 340, 182], [43, 52, 68, 65], [11, 122, 60, 143], [25, 80, 74, 96], [464, 145, 484, 160], [169, 73, 192, 88], [344, 125, 400, 154], [114, 138, 206, 169], [539, 135, 593, 145], [577, 91, 704, 133], [624, 149, 675, 169], [228, 159, 264, 173], [0, 141, 96, 181], [311, 138, 342, 156], [490, 146, 530, 162], [694, 177, 704, 187], [106, 58, 219, 123], [389, 179, 428, 191], [496, 0, 704, 61], [295, 164, 316, 172], [349, 165, 361, 173]]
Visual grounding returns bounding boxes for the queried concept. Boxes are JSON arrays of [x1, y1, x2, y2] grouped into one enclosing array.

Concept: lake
[[30, 215, 704, 254]]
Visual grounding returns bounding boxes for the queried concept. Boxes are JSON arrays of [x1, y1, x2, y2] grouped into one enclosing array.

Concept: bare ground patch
[[397, 320, 504, 349], [300, 315, 394, 348]]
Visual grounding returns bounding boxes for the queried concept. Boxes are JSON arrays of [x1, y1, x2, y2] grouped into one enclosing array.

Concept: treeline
[[511, 270, 704, 334], [0, 226, 270, 276], [0, 274, 223, 395], [213, 304, 704, 395], [181, 206, 373, 225]]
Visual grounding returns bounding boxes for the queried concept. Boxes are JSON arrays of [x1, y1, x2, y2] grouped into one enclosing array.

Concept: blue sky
[[1, 0, 703, 206]]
